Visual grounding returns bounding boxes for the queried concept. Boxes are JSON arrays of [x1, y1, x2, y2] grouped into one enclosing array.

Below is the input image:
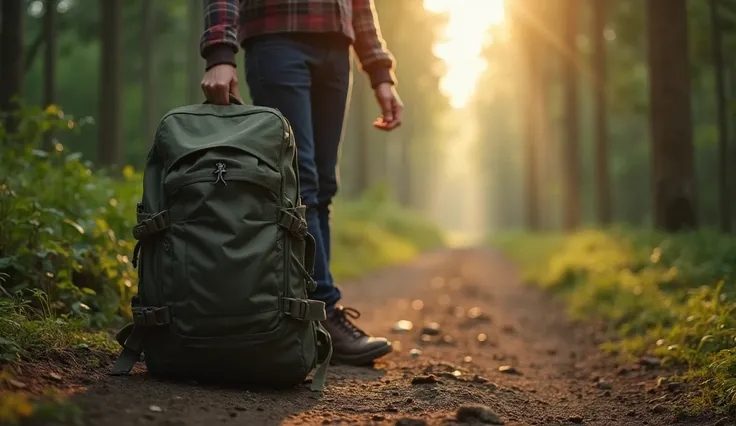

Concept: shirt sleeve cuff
[[365, 64, 395, 89], [203, 44, 237, 70]]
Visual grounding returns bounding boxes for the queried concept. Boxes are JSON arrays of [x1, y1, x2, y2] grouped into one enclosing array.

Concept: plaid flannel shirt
[[200, 0, 395, 87]]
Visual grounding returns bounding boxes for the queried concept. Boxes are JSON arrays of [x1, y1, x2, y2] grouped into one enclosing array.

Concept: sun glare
[[423, 0, 506, 109]]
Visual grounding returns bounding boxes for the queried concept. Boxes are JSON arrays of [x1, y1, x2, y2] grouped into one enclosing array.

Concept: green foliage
[[332, 184, 445, 280], [496, 229, 736, 413], [0, 104, 138, 328], [0, 290, 116, 364]]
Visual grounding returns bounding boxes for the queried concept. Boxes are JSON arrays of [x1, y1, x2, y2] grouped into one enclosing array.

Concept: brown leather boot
[[321, 306, 392, 366]]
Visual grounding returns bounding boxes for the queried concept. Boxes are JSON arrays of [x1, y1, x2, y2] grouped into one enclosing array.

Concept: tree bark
[[0, 0, 25, 133], [517, 5, 541, 231], [98, 0, 124, 169], [187, 0, 204, 104], [592, 0, 611, 225], [709, 0, 730, 232], [561, 0, 581, 231], [141, 0, 157, 144], [646, 0, 697, 231], [43, 0, 59, 150]]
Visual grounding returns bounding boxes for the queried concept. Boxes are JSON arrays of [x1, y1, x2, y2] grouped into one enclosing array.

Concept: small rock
[[393, 320, 414, 333], [456, 404, 505, 425], [649, 404, 666, 414], [421, 322, 441, 336], [409, 348, 422, 358], [411, 374, 440, 385], [149, 405, 163, 413], [45, 372, 63, 381], [464, 356, 473, 363], [498, 365, 522, 376], [472, 375, 489, 384], [639, 356, 662, 367], [8, 379, 27, 389], [596, 380, 612, 390], [441, 335, 456, 345], [476, 333, 488, 343], [420, 334, 433, 343], [568, 415, 584, 424]]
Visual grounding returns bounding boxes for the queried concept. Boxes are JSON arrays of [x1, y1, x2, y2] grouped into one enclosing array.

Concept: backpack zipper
[[213, 162, 227, 186]]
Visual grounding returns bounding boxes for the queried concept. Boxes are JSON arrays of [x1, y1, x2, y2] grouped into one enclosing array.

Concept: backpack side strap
[[109, 306, 171, 376], [281, 298, 326, 321], [310, 323, 333, 392]]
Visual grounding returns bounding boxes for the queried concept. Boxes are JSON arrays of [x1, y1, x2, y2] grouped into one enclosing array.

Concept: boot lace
[[332, 307, 367, 339]]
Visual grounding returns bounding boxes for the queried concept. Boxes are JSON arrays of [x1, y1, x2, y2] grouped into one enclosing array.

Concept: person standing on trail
[[199, 0, 404, 365]]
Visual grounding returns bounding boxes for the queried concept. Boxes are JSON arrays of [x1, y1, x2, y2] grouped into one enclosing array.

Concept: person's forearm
[[352, 0, 396, 88], [200, 0, 241, 70]]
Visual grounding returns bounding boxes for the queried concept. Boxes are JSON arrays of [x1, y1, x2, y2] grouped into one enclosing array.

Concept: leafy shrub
[[496, 228, 736, 413], [0, 104, 138, 329]]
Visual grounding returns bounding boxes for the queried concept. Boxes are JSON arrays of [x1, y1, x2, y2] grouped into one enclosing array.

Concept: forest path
[[30, 249, 720, 426]]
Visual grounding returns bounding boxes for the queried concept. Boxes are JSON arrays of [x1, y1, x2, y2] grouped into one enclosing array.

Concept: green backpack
[[111, 101, 332, 391]]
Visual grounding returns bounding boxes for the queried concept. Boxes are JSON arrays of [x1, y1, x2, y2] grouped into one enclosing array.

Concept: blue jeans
[[244, 33, 349, 310]]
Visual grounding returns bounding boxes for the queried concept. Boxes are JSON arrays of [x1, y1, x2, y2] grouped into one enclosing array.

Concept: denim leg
[[243, 35, 341, 308], [311, 42, 351, 269]]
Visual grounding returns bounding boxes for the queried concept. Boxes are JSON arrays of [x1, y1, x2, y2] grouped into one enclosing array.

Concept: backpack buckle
[[132, 306, 171, 327], [132, 210, 170, 240], [279, 209, 308, 238], [284, 298, 310, 320], [281, 298, 326, 321]]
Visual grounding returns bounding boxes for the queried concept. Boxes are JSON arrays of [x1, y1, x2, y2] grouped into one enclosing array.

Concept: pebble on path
[[456, 404, 505, 425], [498, 365, 522, 376], [411, 374, 440, 385]]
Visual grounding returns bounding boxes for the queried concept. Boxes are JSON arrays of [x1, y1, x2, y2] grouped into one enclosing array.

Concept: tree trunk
[[98, 0, 124, 169], [561, 0, 581, 231], [187, 0, 204, 104], [141, 0, 157, 144], [592, 0, 611, 225], [43, 0, 58, 150], [517, 5, 541, 230], [709, 0, 730, 232], [0, 0, 25, 133], [646, 0, 697, 231]]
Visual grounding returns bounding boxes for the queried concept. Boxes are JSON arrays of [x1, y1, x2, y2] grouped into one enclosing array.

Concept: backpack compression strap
[[110, 306, 171, 375], [310, 322, 333, 392]]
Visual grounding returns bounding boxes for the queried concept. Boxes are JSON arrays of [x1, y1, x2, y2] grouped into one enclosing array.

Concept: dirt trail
[[25, 249, 726, 425]]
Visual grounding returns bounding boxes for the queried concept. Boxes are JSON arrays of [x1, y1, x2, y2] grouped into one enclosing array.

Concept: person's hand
[[201, 64, 243, 105], [373, 82, 403, 131]]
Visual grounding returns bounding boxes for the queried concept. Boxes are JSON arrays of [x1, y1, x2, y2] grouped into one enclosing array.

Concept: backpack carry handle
[[203, 94, 244, 105]]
